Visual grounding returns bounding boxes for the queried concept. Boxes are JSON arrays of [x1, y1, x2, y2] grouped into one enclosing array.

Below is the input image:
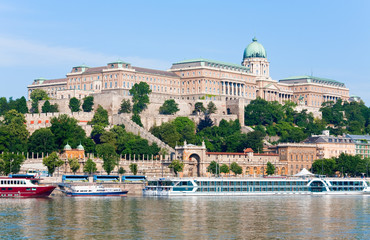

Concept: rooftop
[[280, 75, 345, 86], [172, 58, 249, 71]]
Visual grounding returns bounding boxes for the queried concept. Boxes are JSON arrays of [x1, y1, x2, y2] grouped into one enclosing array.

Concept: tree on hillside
[[131, 113, 143, 127], [193, 102, 206, 115], [30, 89, 49, 113], [129, 163, 138, 175], [50, 114, 86, 150], [0, 152, 25, 175], [42, 100, 58, 113], [130, 82, 151, 114], [0, 97, 9, 115], [0, 110, 29, 153], [206, 101, 217, 115], [168, 160, 184, 176], [207, 161, 220, 175], [68, 158, 80, 174], [243, 130, 265, 153], [43, 152, 64, 176], [83, 158, 97, 175], [28, 128, 57, 154], [197, 115, 214, 132], [150, 122, 181, 148], [220, 164, 229, 175], [118, 99, 132, 114], [230, 162, 242, 176], [82, 96, 94, 112], [159, 99, 179, 115], [89, 105, 109, 127], [69, 97, 81, 112], [266, 162, 275, 175], [311, 158, 336, 176], [96, 143, 118, 175]]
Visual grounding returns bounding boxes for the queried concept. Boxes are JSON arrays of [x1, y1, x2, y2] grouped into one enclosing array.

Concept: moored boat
[[0, 174, 56, 198], [59, 184, 128, 197], [143, 177, 369, 196]]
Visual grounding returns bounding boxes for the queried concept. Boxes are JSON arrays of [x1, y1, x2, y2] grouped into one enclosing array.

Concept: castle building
[[346, 134, 370, 158], [27, 38, 350, 116]]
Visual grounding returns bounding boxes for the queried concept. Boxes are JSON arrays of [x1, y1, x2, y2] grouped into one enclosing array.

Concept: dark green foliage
[[266, 162, 275, 175], [42, 100, 58, 113], [220, 164, 229, 174], [68, 158, 80, 174], [311, 154, 370, 177], [245, 97, 284, 126], [118, 99, 132, 113], [31, 101, 39, 113], [89, 105, 109, 127], [30, 89, 48, 114], [42, 152, 64, 176], [206, 101, 217, 114], [118, 167, 126, 175], [96, 143, 118, 175], [197, 115, 214, 132], [82, 96, 94, 112], [230, 162, 242, 176], [69, 97, 81, 112], [84, 158, 97, 175], [129, 163, 138, 175], [193, 102, 206, 114], [130, 82, 151, 114], [0, 152, 25, 175], [28, 128, 57, 154], [159, 99, 179, 115], [131, 114, 143, 127], [91, 125, 105, 144], [243, 130, 265, 153], [207, 161, 220, 175], [50, 114, 86, 150], [150, 117, 196, 148], [0, 110, 29, 153], [0, 97, 9, 115], [168, 160, 184, 176]]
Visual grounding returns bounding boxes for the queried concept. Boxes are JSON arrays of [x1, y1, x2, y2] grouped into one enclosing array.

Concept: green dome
[[243, 37, 267, 59], [77, 143, 84, 151], [64, 143, 72, 151]]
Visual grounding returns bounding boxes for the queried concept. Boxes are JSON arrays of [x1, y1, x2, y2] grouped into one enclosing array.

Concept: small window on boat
[[8, 188, 12, 191], [17, 181, 20, 185], [1, 188, 5, 191], [26, 188, 31, 191], [32, 188, 36, 191]]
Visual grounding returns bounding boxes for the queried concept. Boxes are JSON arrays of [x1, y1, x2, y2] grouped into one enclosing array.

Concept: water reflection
[[0, 196, 368, 239]]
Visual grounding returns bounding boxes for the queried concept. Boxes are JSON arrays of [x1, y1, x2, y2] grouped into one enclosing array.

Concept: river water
[[0, 195, 369, 239]]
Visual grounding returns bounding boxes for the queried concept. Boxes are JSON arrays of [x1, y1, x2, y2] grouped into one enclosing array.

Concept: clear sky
[[0, 0, 369, 104]]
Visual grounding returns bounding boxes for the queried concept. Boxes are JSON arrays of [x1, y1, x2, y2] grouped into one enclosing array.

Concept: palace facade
[[28, 37, 349, 113]]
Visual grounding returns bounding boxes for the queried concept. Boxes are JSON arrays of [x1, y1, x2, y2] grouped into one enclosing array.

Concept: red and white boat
[[0, 174, 56, 198]]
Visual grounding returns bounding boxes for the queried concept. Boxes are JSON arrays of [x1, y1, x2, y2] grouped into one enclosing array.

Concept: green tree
[[197, 115, 214, 132], [220, 164, 229, 174], [69, 97, 81, 112], [30, 89, 49, 113], [42, 152, 64, 176], [129, 163, 138, 175], [89, 105, 109, 127], [244, 130, 265, 153], [266, 162, 275, 175], [311, 158, 337, 176], [41, 100, 58, 113], [118, 99, 132, 113], [0, 110, 29, 153], [96, 143, 118, 175], [82, 96, 94, 112], [15, 96, 28, 114], [118, 167, 126, 175], [159, 99, 179, 115], [150, 122, 181, 148], [68, 158, 80, 174], [50, 114, 86, 150], [83, 158, 97, 175], [207, 161, 220, 175], [193, 102, 206, 114], [230, 162, 242, 176], [0, 152, 25, 175], [28, 128, 57, 154], [0, 97, 9, 115], [130, 82, 151, 114], [206, 101, 217, 114], [131, 113, 143, 127], [168, 160, 184, 176]]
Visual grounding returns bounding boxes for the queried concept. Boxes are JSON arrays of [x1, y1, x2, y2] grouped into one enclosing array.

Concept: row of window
[[1, 180, 26, 185]]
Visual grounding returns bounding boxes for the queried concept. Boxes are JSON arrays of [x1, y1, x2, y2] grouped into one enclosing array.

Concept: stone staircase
[[113, 114, 175, 154]]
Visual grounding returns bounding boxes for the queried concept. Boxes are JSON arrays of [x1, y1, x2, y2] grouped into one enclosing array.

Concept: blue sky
[[0, 0, 369, 105]]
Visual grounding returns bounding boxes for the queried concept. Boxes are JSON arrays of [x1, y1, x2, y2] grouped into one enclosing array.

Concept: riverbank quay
[[39, 177, 145, 196]]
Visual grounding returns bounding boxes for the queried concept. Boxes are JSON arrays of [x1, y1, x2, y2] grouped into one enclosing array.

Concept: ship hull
[[0, 186, 56, 198]]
